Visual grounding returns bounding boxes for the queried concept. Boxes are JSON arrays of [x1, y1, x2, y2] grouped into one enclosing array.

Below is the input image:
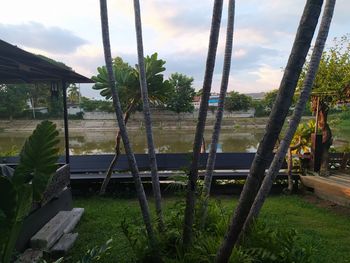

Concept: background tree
[[261, 89, 278, 113], [0, 85, 28, 120], [68, 84, 80, 104], [80, 97, 114, 112], [166, 73, 195, 116], [224, 91, 252, 112]]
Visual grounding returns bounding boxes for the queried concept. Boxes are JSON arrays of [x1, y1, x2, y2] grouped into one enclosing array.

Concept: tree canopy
[[224, 91, 252, 112], [92, 53, 172, 112], [166, 73, 195, 114], [298, 35, 350, 106], [0, 85, 28, 119]]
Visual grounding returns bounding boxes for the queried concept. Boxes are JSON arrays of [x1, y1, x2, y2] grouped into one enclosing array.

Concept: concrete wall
[[83, 109, 255, 120]]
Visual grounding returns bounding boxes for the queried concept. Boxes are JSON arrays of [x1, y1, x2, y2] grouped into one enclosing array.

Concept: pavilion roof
[[0, 39, 94, 84]]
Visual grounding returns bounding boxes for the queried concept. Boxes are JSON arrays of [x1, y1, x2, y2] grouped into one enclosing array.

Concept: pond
[[0, 126, 348, 155], [0, 129, 264, 155]]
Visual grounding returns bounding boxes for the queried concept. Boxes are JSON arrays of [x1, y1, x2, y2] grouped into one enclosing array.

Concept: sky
[[0, 0, 349, 99]]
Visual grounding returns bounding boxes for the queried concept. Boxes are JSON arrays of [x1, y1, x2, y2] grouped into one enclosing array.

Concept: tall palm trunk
[[201, 0, 235, 226], [99, 100, 135, 195], [182, 0, 223, 248], [133, 0, 164, 231], [243, 0, 336, 231], [215, 1, 323, 262], [99, 0, 156, 247]]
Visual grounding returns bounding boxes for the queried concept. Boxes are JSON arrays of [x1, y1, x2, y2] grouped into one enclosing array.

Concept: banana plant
[[0, 120, 60, 263]]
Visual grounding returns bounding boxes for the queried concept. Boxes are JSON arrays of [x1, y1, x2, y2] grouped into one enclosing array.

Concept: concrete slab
[[64, 208, 84, 234], [50, 233, 79, 256], [31, 211, 71, 249]]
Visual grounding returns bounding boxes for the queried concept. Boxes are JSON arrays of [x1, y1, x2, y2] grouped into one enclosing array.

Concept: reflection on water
[[0, 129, 263, 155]]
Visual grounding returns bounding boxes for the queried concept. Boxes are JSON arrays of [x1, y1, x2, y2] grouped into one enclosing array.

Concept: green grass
[[66, 195, 350, 263]]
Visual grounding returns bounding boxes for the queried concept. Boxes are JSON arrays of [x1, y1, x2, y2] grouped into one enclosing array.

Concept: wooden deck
[[301, 171, 350, 207]]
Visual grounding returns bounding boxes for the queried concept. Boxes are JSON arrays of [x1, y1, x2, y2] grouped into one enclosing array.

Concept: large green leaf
[[14, 184, 33, 222], [0, 175, 17, 220], [12, 120, 60, 201]]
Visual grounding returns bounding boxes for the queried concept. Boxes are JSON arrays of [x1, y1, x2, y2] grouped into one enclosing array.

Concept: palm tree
[[243, 0, 336, 236], [68, 84, 80, 104], [99, 0, 156, 247], [132, 0, 164, 231], [182, 0, 224, 248], [201, 0, 235, 226], [215, 0, 324, 262]]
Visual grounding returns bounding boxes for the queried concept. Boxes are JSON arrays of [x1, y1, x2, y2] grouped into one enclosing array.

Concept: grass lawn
[[66, 194, 350, 263]]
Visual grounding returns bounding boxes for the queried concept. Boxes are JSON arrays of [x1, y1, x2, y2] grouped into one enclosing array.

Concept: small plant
[[38, 239, 113, 263]]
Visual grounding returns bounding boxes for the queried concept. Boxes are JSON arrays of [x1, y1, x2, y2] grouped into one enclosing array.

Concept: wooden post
[[62, 81, 70, 164], [311, 133, 322, 172]]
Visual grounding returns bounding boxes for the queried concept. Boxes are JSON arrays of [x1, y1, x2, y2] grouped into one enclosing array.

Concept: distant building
[[192, 93, 224, 109], [208, 95, 219, 107], [192, 96, 201, 109], [68, 103, 83, 115]]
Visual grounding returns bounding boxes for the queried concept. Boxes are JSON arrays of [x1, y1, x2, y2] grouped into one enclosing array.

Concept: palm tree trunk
[[244, 0, 335, 225], [99, 0, 156, 247], [132, 0, 164, 232], [182, 0, 223, 248], [215, 1, 324, 261], [99, 101, 135, 195], [201, 0, 235, 227]]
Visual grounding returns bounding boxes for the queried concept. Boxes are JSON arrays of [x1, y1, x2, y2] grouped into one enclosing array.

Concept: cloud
[[0, 21, 87, 54]]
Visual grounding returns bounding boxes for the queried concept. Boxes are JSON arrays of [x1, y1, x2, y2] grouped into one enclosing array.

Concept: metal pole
[[62, 81, 70, 164]]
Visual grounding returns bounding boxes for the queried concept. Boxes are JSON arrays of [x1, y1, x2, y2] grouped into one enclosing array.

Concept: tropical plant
[[92, 54, 171, 195], [120, 199, 312, 263], [201, 0, 235, 227], [215, 0, 324, 261], [0, 121, 60, 263], [132, 0, 164, 231], [183, 0, 224, 248], [241, 0, 335, 249], [98, 0, 156, 248]]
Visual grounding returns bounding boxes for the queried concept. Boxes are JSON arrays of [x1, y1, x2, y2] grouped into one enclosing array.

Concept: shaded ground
[[302, 191, 350, 217]]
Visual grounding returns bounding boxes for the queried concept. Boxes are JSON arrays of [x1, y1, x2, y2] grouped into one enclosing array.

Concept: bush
[[120, 200, 312, 262]]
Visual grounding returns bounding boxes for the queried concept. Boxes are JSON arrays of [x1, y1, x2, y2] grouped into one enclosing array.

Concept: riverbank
[[0, 117, 275, 132]]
